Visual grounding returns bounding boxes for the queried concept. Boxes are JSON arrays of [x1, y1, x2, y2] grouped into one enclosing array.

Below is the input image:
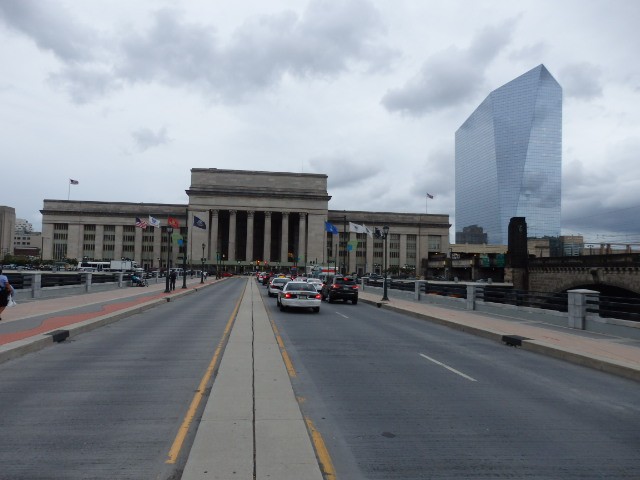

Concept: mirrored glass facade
[[455, 65, 562, 244]]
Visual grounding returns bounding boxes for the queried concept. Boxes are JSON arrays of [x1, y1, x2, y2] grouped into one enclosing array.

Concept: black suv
[[321, 275, 358, 304]]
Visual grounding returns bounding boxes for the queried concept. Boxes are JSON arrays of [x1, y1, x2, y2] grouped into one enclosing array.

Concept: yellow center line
[[165, 282, 245, 464]]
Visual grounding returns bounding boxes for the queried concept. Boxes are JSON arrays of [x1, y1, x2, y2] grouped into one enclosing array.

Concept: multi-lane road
[[1, 277, 639, 479]]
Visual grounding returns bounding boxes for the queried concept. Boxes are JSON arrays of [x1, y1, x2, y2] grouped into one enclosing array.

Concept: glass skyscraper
[[455, 64, 562, 245]]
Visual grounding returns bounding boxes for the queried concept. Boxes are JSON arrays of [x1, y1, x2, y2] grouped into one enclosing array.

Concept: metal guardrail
[[588, 296, 640, 322]]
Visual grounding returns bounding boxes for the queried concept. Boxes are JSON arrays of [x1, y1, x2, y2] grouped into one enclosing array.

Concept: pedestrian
[[0, 268, 15, 321], [170, 270, 177, 290]]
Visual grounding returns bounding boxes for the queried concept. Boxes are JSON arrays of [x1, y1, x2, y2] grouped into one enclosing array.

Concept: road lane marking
[[335, 312, 348, 318], [305, 417, 337, 480], [165, 283, 245, 464], [419, 353, 477, 382]]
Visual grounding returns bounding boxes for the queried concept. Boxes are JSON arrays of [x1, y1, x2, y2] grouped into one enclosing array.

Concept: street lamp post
[[201, 243, 205, 284], [182, 237, 188, 289], [381, 225, 390, 301], [164, 226, 173, 293]]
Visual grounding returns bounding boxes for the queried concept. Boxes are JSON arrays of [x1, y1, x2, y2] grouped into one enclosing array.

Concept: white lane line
[[335, 312, 349, 318], [419, 353, 477, 382]]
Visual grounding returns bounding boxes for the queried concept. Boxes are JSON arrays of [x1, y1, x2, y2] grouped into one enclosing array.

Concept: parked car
[[268, 277, 290, 297], [277, 281, 321, 312], [321, 275, 359, 304]]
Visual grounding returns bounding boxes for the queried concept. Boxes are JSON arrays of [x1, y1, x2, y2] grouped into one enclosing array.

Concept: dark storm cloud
[[0, 0, 99, 62], [1, 0, 394, 104], [562, 139, 640, 238], [381, 20, 516, 116], [559, 62, 603, 100]]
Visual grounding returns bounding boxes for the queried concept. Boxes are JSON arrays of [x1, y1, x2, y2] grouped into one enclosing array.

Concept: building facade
[[0, 205, 16, 258], [455, 64, 562, 244], [40, 169, 451, 277]]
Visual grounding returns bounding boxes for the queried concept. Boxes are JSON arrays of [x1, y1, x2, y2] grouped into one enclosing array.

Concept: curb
[[361, 297, 640, 383], [0, 283, 212, 366]]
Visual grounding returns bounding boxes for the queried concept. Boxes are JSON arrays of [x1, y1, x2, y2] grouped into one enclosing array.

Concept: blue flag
[[325, 221, 338, 235], [193, 216, 207, 229]]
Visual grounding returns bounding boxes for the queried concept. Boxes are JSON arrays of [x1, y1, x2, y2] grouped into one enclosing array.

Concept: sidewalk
[[358, 288, 640, 382], [0, 276, 212, 364]]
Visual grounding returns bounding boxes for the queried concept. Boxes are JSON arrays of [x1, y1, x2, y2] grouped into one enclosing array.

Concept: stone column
[[228, 210, 237, 261], [263, 211, 272, 263], [281, 212, 289, 263], [298, 212, 307, 265], [209, 210, 219, 261], [399, 233, 407, 269], [246, 211, 254, 262], [366, 234, 374, 274]]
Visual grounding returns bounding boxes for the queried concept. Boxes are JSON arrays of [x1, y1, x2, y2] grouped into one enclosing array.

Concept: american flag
[[135, 217, 148, 229], [426, 193, 434, 199], [69, 179, 79, 185]]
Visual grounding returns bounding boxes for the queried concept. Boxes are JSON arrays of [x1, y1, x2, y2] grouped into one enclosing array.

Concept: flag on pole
[[135, 217, 148, 229], [69, 179, 79, 185], [426, 193, 434, 199], [168, 217, 180, 228], [193, 216, 207, 229], [149, 216, 161, 228], [349, 222, 368, 234], [325, 221, 338, 235]]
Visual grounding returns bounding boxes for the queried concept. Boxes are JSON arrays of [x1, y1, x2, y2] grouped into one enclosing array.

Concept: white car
[[268, 277, 290, 297], [306, 278, 323, 291], [277, 282, 321, 313]]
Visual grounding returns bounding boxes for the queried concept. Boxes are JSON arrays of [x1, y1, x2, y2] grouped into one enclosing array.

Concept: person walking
[[170, 270, 177, 290], [0, 268, 15, 321]]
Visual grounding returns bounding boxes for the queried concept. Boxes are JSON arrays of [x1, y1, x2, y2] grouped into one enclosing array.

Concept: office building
[[455, 64, 562, 244]]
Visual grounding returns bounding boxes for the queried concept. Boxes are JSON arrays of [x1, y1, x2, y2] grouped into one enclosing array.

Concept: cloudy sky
[[1, 0, 639, 245]]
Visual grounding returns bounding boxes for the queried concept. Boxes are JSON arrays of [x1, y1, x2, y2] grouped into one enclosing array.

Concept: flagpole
[[68, 182, 71, 200]]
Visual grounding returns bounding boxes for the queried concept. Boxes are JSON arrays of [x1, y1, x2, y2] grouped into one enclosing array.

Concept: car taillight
[[314, 293, 321, 299], [331, 284, 340, 289], [352, 285, 359, 289], [285, 293, 293, 299]]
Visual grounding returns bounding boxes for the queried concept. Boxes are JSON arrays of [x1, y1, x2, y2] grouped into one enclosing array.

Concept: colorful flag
[[426, 193, 434, 199], [168, 217, 180, 228], [69, 179, 79, 185], [149, 216, 161, 228], [325, 221, 338, 235], [135, 217, 148, 229], [193, 216, 206, 229]]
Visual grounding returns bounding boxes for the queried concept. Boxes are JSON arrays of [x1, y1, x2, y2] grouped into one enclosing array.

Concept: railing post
[[415, 281, 425, 300], [85, 272, 93, 293], [361, 278, 365, 291], [118, 272, 125, 288], [32, 272, 42, 299], [466, 284, 477, 310], [567, 289, 599, 330]]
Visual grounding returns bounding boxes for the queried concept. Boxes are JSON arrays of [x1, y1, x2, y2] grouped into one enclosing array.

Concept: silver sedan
[[277, 281, 321, 313]]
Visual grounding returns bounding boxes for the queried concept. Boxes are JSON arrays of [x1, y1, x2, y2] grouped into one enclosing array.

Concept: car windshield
[[285, 283, 316, 292]]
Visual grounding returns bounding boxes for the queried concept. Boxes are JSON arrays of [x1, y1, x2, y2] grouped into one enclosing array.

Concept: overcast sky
[[2, 0, 639, 245]]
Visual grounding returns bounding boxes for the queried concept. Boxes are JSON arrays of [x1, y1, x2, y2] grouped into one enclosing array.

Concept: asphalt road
[[0, 278, 244, 480], [262, 283, 640, 479]]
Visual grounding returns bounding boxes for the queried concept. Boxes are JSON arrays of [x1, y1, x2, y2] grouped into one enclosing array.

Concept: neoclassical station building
[[41, 169, 451, 276]]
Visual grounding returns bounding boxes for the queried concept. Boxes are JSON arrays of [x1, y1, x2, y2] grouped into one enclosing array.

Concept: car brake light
[[285, 293, 293, 299], [314, 293, 321, 299]]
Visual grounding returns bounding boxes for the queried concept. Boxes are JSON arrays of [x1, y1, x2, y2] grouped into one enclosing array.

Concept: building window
[[428, 235, 441, 252]]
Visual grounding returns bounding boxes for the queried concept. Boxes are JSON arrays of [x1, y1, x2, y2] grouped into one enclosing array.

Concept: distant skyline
[[1, 0, 639, 244]]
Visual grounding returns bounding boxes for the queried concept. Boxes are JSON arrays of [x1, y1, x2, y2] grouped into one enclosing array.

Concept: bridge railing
[[361, 279, 640, 340]]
